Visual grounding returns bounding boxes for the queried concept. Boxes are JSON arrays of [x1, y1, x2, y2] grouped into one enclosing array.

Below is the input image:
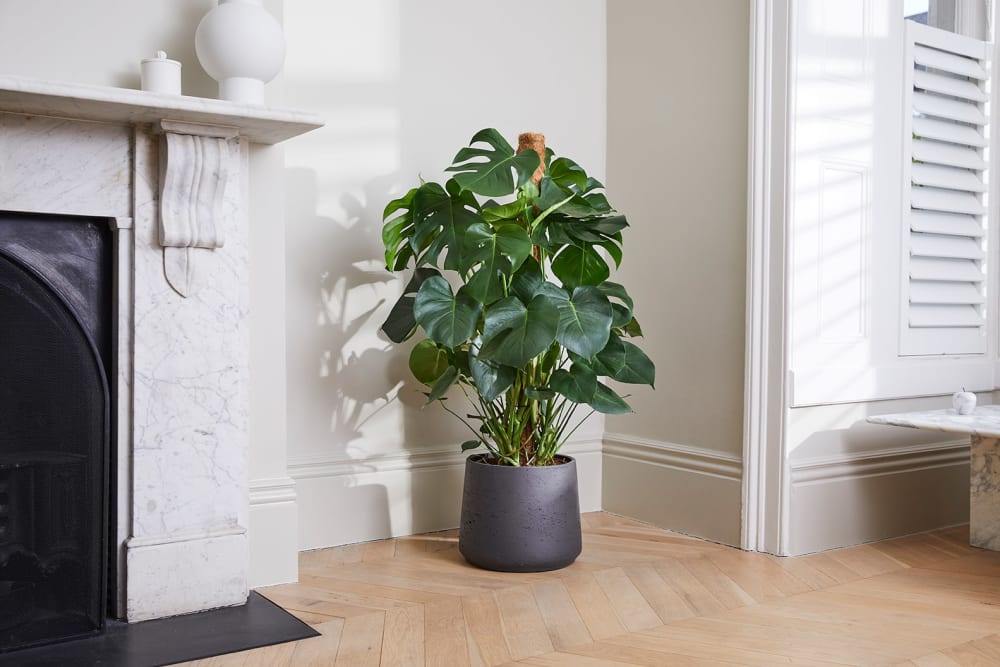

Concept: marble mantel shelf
[[867, 405, 1000, 439], [0, 75, 323, 144]]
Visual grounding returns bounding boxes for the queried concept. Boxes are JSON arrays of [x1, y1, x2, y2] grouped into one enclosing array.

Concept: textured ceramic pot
[[459, 454, 582, 572], [195, 0, 286, 104]]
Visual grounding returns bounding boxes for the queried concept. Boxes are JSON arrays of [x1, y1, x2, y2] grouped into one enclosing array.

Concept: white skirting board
[[248, 476, 300, 588], [601, 434, 744, 546], [787, 440, 970, 555], [289, 440, 604, 551]]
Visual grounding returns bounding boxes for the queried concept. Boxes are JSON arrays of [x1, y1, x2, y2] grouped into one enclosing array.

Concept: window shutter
[[901, 21, 990, 356]]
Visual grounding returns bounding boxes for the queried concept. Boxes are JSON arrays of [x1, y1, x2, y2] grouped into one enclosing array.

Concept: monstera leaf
[[411, 180, 483, 270], [446, 128, 541, 197], [479, 295, 560, 368], [612, 340, 656, 386], [536, 284, 613, 359], [469, 339, 516, 402], [382, 187, 419, 271], [550, 364, 598, 403], [409, 340, 450, 385], [597, 281, 634, 328], [551, 244, 610, 289], [414, 276, 481, 348], [589, 382, 632, 414], [462, 222, 533, 303], [381, 268, 440, 343]]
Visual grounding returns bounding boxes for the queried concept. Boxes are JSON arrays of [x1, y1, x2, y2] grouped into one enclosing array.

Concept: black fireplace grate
[[0, 212, 112, 652]]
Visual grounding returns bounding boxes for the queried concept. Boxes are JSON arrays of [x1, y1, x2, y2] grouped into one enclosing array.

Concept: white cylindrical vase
[[194, 0, 286, 105], [141, 51, 182, 95]]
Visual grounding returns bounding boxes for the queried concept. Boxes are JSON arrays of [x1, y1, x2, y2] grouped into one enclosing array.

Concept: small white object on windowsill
[[952, 389, 977, 415], [141, 51, 182, 95]]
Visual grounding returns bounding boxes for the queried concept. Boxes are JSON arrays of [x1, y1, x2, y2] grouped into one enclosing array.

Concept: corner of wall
[[602, 433, 743, 546]]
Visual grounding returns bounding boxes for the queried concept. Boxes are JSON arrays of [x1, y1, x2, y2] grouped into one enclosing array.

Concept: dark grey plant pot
[[459, 453, 582, 572]]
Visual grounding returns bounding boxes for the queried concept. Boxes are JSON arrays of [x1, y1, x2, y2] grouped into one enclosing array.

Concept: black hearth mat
[[0, 592, 319, 666]]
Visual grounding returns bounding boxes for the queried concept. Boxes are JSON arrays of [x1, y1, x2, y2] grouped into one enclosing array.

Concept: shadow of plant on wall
[[286, 166, 466, 451], [285, 165, 473, 546], [286, 168, 403, 453]]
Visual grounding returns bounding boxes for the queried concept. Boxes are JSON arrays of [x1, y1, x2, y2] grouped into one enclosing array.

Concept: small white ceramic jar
[[141, 51, 182, 95]]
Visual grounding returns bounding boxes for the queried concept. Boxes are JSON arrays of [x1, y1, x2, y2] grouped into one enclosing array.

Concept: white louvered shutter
[[901, 21, 990, 356]]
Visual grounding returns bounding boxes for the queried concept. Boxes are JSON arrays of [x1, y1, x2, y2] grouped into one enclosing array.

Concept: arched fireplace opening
[[0, 211, 112, 652]]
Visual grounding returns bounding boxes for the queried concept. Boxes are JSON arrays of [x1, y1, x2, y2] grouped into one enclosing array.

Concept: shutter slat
[[910, 256, 984, 282], [913, 44, 989, 79], [910, 163, 986, 192], [912, 91, 987, 125], [909, 304, 984, 328], [910, 186, 985, 215], [912, 139, 986, 170], [913, 69, 989, 102], [910, 210, 984, 237], [910, 232, 984, 260], [912, 116, 988, 147], [910, 280, 984, 304]]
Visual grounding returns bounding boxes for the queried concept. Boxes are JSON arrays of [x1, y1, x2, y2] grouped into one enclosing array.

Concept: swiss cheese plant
[[381, 129, 654, 466]]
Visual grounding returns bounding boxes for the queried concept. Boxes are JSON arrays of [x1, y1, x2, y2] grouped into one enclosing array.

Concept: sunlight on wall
[[284, 0, 400, 82]]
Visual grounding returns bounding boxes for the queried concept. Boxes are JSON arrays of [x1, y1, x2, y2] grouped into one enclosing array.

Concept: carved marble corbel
[[157, 120, 238, 297]]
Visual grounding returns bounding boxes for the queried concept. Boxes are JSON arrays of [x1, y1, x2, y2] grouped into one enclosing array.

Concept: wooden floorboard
[[171, 513, 1000, 666]]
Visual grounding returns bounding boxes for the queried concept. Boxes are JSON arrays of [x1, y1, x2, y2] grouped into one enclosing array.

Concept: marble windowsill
[[0, 75, 323, 144], [867, 405, 1000, 439]]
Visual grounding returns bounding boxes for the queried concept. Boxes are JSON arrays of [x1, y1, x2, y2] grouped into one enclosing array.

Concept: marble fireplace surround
[[0, 77, 322, 622]]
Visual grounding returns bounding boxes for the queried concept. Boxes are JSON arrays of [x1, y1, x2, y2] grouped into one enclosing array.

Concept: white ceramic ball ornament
[[952, 388, 976, 415], [195, 0, 286, 105]]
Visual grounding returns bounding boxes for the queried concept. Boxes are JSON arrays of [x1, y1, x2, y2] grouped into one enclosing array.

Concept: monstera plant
[[381, 129, 654, 467]]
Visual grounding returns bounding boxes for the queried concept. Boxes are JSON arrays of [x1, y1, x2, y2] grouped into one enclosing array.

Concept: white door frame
[[741, 0, 792, 554]]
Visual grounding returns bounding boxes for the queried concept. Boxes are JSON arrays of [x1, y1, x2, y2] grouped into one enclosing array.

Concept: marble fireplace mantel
[[0, 76, 320, 144], [0, 76, 322, 621]]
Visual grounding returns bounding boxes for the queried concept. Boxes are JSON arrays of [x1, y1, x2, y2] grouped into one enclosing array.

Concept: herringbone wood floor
[[175, 512, 1000, 666]]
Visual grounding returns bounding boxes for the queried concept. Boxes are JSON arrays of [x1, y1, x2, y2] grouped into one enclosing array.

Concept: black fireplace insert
[[0, 211, 112, 652]]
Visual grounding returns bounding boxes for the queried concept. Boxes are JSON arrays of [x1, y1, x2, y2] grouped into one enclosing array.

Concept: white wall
[[0, 0, 297, 586], [604, 0, 750, 545], [281, 0, 609, 550], [0, 0, 218, 98]]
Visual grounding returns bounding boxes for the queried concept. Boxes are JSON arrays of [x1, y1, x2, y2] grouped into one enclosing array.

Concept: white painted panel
[[819, 165, 867, 341], [790, 360, 994, 406], [821, 0, 869, 80]]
